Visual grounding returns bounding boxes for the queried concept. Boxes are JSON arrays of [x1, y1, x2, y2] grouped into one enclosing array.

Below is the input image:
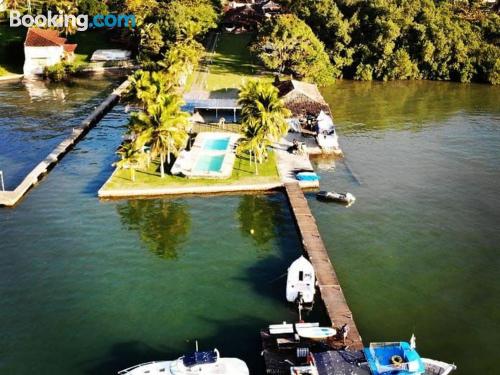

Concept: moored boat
[[422, 358, 457, 375], [364, 341, 425, 374], [296, 326, 337, 340], [117, 349, 249, 375], [286, 256, 316, 305], [316, 191, 355, 205]]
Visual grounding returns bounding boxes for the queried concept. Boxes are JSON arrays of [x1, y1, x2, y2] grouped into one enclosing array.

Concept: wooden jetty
[[284, 181, 364, 350], [0, 79, 130, 207]]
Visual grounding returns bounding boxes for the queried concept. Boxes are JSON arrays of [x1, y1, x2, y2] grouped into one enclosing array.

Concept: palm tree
[[237, 81, 290, 174], [125, 70, 178, 109], [159, 40, 203, 85], [130, 94, 189, 178], [238, 80, 290, 142], [115, 141, 143, 182], [237, 120, 271, 175]]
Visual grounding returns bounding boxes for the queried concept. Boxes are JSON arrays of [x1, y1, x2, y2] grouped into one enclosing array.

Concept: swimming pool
[[203, 137, 230, 151], [193, 154, 225, 173]]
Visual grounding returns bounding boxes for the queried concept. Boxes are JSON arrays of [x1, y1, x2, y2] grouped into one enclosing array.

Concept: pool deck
[[0, 79, 130, 207], [98, 135, 320, 198]]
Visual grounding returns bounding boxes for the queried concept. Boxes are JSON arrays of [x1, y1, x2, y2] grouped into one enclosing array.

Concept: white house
[[23, 28, 77, 77]]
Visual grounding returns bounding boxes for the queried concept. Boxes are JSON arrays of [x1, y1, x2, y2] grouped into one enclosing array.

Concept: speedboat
[[118, 349, 249, 375], [316, 191, 355, 205], [286, 256, 316, 305], [315, 111, 340, 152]]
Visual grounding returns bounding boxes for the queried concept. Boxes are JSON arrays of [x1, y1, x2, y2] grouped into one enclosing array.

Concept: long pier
[[284, 182, 364, 350], [0, 79, 130, 207], [273, 138, 364, 350]]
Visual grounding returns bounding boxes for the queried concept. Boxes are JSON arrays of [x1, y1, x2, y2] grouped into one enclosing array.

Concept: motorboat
[[422, 358, 457, 375], [286, 256, 316, 305], [296, 326, 337, 340], [315, 111, 340, 151], [118, 349, 249, 375], [316, 191, 355, 205]]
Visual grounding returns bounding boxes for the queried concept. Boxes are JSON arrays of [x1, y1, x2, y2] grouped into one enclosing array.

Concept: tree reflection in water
[[117, 199, 191, 259], [236, 194, 282, 254]]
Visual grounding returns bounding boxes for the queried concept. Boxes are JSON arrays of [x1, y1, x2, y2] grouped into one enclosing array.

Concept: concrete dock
[[0, 79, 130, 207], [284, 181, 364, 350]]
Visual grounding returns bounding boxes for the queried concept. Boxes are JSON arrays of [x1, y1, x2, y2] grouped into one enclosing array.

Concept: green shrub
[[43, 62, 79, 82]]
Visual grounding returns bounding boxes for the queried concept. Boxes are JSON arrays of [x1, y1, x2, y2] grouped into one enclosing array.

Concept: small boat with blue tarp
[[296, 172, 320, 182], [118, 348, 249, 375], [364, 342, 425, 375]]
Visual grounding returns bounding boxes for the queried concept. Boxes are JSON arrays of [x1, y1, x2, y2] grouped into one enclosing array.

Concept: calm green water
[[0, 79, 498, 375], [0, 77, 119, 189], [313, 80, 500, 374], [0, 98, 312, 374]]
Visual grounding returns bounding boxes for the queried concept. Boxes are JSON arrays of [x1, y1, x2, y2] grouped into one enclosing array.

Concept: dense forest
[[281, 0, 499, 84]]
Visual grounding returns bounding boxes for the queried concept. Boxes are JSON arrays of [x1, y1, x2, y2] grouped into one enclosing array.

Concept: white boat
[[296, 326, 337, 340], [269, 322, 319, 335], [286, 256, 316, 305], [422, 358, 457, 375], [316, 191, 356, 205], [118, 349, 249, 375], [316, 111, 340, 151]]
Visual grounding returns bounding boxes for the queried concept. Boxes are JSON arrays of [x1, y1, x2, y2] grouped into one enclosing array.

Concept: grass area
[[101, 151, 280, 192], [205, 33, 273, 91], [0, 24, 26, 75]]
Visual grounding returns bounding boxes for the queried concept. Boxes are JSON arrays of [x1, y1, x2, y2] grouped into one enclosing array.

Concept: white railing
[[0, 171, 4, 191]]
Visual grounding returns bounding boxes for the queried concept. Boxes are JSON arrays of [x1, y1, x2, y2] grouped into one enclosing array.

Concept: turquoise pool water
[[194, 154, 225, 173], [203, 137, 230, 151]]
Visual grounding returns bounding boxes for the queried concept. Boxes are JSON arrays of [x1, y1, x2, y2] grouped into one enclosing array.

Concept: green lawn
[[205, 33, 273, 90], [101, 151, 280, 192]]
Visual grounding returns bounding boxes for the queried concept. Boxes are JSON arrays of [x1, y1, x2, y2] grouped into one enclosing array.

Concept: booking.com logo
[[9, 11, 136, 31]]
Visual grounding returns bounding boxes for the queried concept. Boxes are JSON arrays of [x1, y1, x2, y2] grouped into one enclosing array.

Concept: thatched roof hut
[[274, 79, 330, 116]]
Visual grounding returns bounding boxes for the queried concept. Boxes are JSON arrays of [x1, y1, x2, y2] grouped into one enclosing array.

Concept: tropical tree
[[252, 14, 335, 85], [115, 141, 143, 182], [237, 81, 290, 174], [55, 1, 79, 36], [124, 70, 178, 108], [161, 0, 218, 41], [130, 94, 189, 177], [159, 40, 203, 85], [238, 81, 290, 142]]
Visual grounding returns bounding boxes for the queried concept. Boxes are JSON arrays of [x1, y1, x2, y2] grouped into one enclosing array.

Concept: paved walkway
[[274, 138, 319, 188]]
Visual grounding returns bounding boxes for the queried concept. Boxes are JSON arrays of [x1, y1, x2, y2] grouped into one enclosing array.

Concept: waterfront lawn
[[0, 24, 26, 75], [205, 33, 273, 90], [101, 151, 280, 192]]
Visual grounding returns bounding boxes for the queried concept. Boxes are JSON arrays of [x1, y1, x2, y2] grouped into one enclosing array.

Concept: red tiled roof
[[63, 44, 77, 53], [25, 28, 68, 47]]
